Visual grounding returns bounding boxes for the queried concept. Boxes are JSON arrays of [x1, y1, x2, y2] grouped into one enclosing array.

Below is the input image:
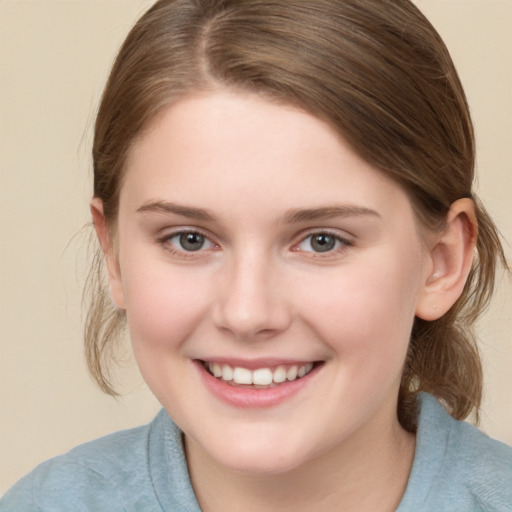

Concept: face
[[106, 91, 433, 474]]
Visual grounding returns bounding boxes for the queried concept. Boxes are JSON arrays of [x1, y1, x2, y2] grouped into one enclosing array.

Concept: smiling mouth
[[201, 361, 319, 388]]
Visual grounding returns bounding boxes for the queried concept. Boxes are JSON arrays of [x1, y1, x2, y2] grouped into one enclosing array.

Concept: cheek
[[299, 254, 422, 365], [305, 259, 422, 416], [120, 257, 212, 353], [120, 262, 213, 407]]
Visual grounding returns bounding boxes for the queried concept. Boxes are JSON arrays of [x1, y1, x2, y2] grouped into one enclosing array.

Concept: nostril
[[212, 300, 292, 340]]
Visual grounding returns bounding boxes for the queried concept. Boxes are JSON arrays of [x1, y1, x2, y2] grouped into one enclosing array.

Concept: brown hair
[[86, 0, 507, 430]]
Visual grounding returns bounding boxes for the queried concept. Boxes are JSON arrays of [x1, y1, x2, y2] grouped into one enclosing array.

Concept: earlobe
[[416, 198, 477, 321], [90, 198, 126, 310]]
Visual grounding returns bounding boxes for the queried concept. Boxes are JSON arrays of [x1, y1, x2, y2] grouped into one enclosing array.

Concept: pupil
[[311, 234, 335, 252], [180, 233, 204, 251]]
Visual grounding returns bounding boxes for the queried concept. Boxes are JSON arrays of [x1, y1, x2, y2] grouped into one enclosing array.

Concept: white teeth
[[207, 362, 315, 385], [297, 362, 314, 378], [252, 368, 273, 386], [209, 362, 222, 378], [286, 366, 298, 381], [273, 366, 287, 383], [233, 367, 252, 385], [221, 364, 234, 381]]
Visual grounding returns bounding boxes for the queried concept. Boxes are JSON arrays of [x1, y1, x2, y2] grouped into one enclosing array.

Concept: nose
[[212, 251, 292, 340]]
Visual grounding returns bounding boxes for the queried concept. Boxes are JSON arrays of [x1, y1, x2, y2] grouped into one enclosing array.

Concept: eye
[[165, 231, 215, 252], [296, 232, 348, 253]]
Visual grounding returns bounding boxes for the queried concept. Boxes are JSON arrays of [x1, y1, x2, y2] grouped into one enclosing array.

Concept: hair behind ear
[[399, 198, 508, 431], [83, 232, 126, 396], [85, 199, 127, 396]]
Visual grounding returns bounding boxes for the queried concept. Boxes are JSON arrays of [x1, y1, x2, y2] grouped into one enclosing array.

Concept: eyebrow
[[282, 205, 380, 223], [137, 200, 216, 221], [136, 200, 380, 224]]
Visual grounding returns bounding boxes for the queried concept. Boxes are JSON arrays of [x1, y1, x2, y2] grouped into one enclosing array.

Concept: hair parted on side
[[86, 0, 508, 430]]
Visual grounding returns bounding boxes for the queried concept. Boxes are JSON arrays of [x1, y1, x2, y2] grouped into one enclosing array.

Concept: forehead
[[121, 91, 416, 227], [127, 91, 347, 175]]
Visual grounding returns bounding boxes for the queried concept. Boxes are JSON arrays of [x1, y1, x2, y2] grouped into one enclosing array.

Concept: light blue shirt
[[2, 393, 511, 511]]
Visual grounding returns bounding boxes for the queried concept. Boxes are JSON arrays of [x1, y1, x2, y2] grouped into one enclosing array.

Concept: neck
[[185, 409, 416, 512]]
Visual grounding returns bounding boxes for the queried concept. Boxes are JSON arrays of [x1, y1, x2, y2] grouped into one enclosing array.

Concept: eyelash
[[157, 229, 218, 258], [157, 229, 353, 258], [293, 230, 353, 256]]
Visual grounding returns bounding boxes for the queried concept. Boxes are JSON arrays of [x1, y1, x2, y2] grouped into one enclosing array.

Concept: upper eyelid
[[156, 227, 354, 250], [157, 228, 219, 249], [156, 230, 219, 260], [291, 229, 355, 255], [159, 226, 216, 240], [294, 227, 354, 243]]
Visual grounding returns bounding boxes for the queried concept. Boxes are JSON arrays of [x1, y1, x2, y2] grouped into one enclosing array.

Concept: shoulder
[[441, 405, 512, 510], [398, 393, 512, 512], [0, 409, 175, 512]]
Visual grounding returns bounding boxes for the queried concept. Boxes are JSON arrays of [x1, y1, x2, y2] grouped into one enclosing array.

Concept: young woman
[[3, 0, 511, 510]]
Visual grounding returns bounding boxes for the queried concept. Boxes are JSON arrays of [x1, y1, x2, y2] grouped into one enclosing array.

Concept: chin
[[193, 427, 319, 476], [216, 449, 309, 476]]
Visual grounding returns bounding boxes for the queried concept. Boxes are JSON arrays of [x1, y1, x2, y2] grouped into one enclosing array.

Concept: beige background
[[0, 0, 511, 494]]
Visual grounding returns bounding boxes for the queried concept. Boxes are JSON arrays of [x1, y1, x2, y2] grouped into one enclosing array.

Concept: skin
[[92, 90, 476, 511]]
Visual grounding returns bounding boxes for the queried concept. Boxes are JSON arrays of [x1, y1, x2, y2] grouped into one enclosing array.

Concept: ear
[[90, 197, 126, 310], [416, 198, 477, 321]]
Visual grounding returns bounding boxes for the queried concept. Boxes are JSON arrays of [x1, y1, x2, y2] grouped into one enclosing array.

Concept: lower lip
[[194, 361, 320, 408]]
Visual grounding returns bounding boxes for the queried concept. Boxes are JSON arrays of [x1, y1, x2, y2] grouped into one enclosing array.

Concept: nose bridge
[[213, 244, 290, 339]]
